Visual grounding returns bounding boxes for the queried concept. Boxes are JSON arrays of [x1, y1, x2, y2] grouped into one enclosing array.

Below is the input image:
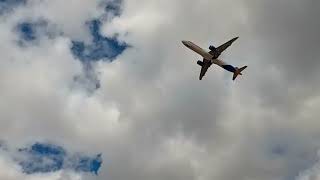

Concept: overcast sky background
[[0, 0, 320, 179]]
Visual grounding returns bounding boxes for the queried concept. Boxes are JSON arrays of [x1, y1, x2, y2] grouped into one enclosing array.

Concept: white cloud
[[6, 0, 107, 42], [296, 151, 320, 180], [0, 0, 320, 180]]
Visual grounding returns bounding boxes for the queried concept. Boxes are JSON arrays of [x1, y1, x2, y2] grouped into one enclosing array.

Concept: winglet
[[232, 66, 247, 80]]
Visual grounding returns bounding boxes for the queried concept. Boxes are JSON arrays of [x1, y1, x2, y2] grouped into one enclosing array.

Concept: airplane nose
[[232, 37, 239, 41], [182, 40, 188, 46]]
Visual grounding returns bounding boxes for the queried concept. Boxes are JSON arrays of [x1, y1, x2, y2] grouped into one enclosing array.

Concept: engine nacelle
[[197, 60, 204, 66], [209, 45, 216, 51]]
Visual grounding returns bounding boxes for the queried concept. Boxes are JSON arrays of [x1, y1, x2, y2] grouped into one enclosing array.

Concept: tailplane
[[232, 66, 247, 80]]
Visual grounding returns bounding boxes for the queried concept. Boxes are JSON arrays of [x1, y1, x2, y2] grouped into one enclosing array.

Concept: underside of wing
[[216, 37, 238, 54], [209, 37, 239, 58], [199, 59, 212, 80], [199, 66, 208, 80]]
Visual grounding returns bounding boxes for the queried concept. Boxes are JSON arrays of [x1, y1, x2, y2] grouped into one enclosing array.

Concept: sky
[[0, 0, 320, 180]]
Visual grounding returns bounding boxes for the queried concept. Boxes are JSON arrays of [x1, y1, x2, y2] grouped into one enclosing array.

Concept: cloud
[[1, 0, 320, 180], [296, 151, 320, 180]]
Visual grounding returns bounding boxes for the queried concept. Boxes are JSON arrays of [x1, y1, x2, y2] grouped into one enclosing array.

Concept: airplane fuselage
[[182, 40, 234, 71]]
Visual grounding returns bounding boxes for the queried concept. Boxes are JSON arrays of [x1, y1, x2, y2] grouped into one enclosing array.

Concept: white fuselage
[[182, 40, 227, 66]]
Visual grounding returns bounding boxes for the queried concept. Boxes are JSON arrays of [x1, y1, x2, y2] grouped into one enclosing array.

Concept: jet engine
[[197, 60, 204, 66], [209, 45, 216, 51]]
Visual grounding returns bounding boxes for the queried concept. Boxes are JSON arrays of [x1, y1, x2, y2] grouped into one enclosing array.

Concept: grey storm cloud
[[0, 0, 320, 180]]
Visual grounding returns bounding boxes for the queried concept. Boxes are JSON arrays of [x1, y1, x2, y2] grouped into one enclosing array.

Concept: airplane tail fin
[[232, 66, 247, 80]]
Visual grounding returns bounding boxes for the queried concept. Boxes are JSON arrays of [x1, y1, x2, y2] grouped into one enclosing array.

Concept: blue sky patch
[[0, 0, 26, 14], [71, 19, 128, 62], [17, 22, 37, 41], [71, 18, 128, 92], [71, 154, 102, 175], [17, 143, 102, 175], [12, 0, 128, 92], [15, 20, 49, 46]]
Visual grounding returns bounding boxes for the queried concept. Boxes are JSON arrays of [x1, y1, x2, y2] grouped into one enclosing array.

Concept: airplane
[[182, 37, 247, 80]]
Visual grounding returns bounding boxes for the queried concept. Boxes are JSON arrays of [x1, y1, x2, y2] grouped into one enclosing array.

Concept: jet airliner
[[182, 37, 247, 80]]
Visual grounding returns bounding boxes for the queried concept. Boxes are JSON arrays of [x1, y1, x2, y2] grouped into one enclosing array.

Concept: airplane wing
[[209, 37, 239, 57], [199, 65, 209, 80], [199, 59, 212, 80]]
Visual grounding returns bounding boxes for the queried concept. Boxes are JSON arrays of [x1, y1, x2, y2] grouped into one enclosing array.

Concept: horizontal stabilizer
[[232, 65, 247, 80]]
